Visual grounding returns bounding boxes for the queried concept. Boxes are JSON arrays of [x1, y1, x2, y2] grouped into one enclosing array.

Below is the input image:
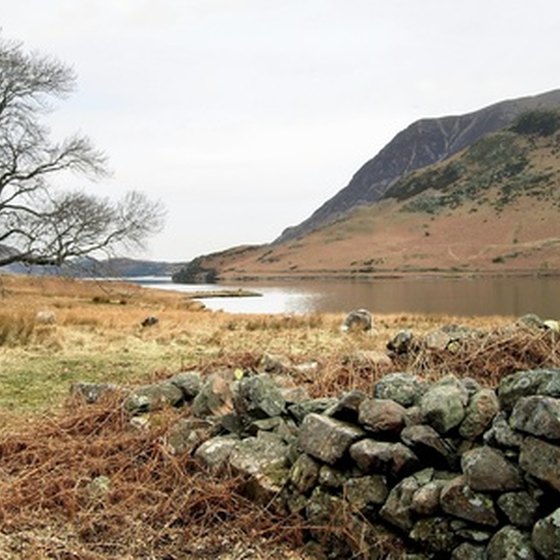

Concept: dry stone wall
[[77, 365, 560, 559]]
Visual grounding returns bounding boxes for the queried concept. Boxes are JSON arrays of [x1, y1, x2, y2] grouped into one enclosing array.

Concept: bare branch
[[0, 34, 165, 269]]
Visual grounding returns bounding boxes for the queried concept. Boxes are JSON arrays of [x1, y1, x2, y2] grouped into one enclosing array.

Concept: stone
[[358, 398, 406, 435], [497, 491, 539, 528], [424, 324, 477, 352], [228, 435, 290, 504], [298, 413, 365, 465], [166, 417, 215, 454], [544, 319, 560, 332], [140, 315, 159, 327], [289, 453, 320, 495], [288, 398, 338, 424], [326, 390, 367, 423], [420, 376, 469, 434], [510, 396, 560, 440], [486, 526, 535, 560], [461, 446, 523, 492], [87, 475, 111, 498], [233, 374, 286, 419], [169, 371, 202, 399], [451, 543, 486, 560], [293, 361, 320, 377], [440, 476, 499, 527], [459, 388, 500, 440], [532, 507, 560, 559], [71, 382, 119, 404], [191, 371, 234, 418], [386, 330, 414, 355], [498, 369, 560, 412], [349, 439, 419, 478], [259, 352, 292, 374], [123, 382, 183, 414], [483, 411, 524, 448], [517, 313, 547, 331], [380, 469, 434, 531], [411, 481, 444, 516], [279, 385, 310, 404], [409, 517, 459, 554], [519, 436, 560, 491], [401, 424, 457, 469], [343, 475, 389, 512], [374, 372, 424, 406], [36, 309, 56, 324], [342, 350, 393, 372], [341, 308, 373, 332], [194, 436, 238, 474], [318, 465, 347, 489]]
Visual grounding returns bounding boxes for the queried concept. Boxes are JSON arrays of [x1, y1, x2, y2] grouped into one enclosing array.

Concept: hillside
[[177, 109, 560, 280], [276, 89, 560, 243]]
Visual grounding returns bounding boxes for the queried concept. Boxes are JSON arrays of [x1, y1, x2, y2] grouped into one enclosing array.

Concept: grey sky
[[2, 1, 559, 261]]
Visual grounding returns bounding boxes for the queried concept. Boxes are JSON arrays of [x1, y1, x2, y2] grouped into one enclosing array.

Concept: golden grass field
[[0, 273, 557, 559]]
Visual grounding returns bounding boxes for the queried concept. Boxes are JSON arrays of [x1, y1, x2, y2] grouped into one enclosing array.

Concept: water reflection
[[137, 276, 560, 317]]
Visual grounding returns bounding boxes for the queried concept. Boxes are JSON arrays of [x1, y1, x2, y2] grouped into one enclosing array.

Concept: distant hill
[[276, 89, 560, 243], [174, 105, 560, 281], [3, 256, 182, 278]]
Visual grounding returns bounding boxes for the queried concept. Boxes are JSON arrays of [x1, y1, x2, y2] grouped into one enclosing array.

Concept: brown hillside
[[190, 122, 560, 280]]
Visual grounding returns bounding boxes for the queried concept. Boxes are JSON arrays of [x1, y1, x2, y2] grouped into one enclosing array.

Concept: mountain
[[276, 89, 560, 243], [174, 104, 560, 280]]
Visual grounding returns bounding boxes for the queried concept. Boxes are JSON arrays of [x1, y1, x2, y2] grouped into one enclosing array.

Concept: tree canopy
[[0, 36, 164, 267]]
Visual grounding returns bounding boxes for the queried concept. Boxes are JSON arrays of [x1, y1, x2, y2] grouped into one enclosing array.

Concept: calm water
[[136, 276, 560, 317]]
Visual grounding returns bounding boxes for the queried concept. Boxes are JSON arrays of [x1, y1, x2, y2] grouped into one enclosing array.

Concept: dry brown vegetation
[[0, 274, 559, 558]]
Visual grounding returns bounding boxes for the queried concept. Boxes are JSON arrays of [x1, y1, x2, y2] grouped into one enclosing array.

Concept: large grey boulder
[[510, 396, 560, 440], [519, 436, 560, 491], [420, 376, 469, 434], [483, 411, 524, 448], [401, 424, 457, 469], [486, 526, 535, 560], [288, 398, 338, 424], [169, 371, 202, 399], [461, 446, 523, 492], [373, 372, 424, 406], [532, 507, 560, 559], [380, 468, 434, 531], [497, 491, 539, 528], [349, 439, 419, 478], [343, 475, 389, 512], [440, 476, 499, 527], [194, 436, 238, 474], [289, 453, 320, 495], [233, 374, 286, 419], [298, 413, 364, 465], [228, 434, 290, 504], [166, 417, 216, 455], [498, 369, 560, 412], [123, 382, 183, 414], [341, 308, 373, 332], [409, 517, 459, 554], [451, 543, 486, 560], [191, 371, 235, 418], [358, 398, 406, 435], [459, 388, 500, 440], [326, 390, 367, 423]]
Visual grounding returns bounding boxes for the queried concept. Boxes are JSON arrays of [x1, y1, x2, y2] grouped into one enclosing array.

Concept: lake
[[135, 276, 560, 318]]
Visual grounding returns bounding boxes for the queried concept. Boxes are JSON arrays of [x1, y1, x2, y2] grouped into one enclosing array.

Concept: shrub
[[510, 109, 560, 137]]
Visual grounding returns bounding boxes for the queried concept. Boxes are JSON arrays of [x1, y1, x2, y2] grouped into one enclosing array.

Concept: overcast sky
[[2, 1, 559, 262]]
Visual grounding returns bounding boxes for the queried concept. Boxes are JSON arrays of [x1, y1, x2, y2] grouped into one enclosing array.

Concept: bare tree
[[0, 36, 164, 267]]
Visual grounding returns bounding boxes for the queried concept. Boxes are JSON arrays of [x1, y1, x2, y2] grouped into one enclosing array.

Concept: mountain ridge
[[276, 89, 560, 243]]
